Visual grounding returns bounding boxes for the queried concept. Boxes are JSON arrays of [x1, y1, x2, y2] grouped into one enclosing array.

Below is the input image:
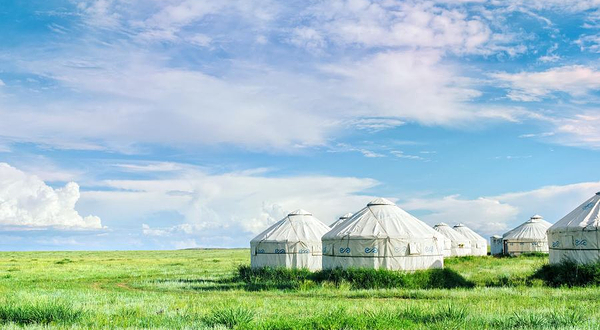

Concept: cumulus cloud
[[0, 163, 102, 229], [73, 162, 600, 247], [402, 195, 518, 234], [402, 181, 600, 237], [76, 166, 378, 248], [491, 65, 600, 101]]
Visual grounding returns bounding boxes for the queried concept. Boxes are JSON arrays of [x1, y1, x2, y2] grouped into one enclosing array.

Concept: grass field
[[0, 250, 599, 329]]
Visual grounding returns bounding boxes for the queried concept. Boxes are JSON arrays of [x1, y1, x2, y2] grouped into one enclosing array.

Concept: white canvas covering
[[548, 192, 600, 265], [322, 198, 444, 271], [433, 223, 472, 257], [502, 215, 552, 255], [453, 224, 487, 256], [490, 235, 503, 256], [250, 209, 331, 270], [330, 213, 353, 228]]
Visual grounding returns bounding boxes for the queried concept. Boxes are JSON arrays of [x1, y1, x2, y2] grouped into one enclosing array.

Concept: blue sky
[[1, 0, 600, 250]]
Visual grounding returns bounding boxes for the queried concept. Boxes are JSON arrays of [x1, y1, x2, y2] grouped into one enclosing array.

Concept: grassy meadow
[[0, 250, 599, 329]]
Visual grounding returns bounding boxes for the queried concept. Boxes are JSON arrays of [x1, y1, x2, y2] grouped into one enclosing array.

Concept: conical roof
[[367, 197, 395, 206], [330, 213, 353, 228], [549, 192, 600, 233], [288, 209, 312, 216], [453, 223, 487, 243], [503, 215, 552, 240], [434, 223, 471, 243], [251, 209, 330, 244], [323, 198, 443, 241]]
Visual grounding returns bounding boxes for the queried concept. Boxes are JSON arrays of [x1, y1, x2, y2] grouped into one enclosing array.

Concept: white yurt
[[453, 224, 487, 256], [433, 223, 472, 257], [322, 198, 445, 271], [250, 209, 330, 271], [490, 235, 504, 256], [502, 215, 552, 256], [330, 213, 353, 228], [548, 192, 600, 265]]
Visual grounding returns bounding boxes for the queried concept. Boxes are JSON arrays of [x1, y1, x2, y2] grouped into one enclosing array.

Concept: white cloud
[[551, 112, 600, 148], [76, 0, 121, 28], [114, 162, 190, 173], [492, 65, 600, 101], [0, 0, 591, 154], [505, 0, 600, 12], [288, 27, 327, 53], [77, 0, 278, 44], [77, 167, 378, 248], [0, 55, 337, 150], [538, 54, 560, 62], [324, 50, 489, 125], [390, 151, 425, 160], [402, 195, 518, 234], [1, 46, 527, 152], [298, 1, 502, 55], [75, 164, 600, 247], [0, 163, 102, 229], [349, 118, 406, 132], [402, 181, 600, 237], [576, 34, 600, 53], [186, 33, 212, 47], [519, 132, 555, 138], [327, 143, 387, 158]]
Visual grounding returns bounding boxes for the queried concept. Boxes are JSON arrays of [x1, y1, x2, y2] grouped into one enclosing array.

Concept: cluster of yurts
[[250, 192, 600, 271]]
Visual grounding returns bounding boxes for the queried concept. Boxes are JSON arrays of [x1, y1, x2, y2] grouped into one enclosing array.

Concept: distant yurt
[[502, 215, 552, 256], [433, 223, 472, 257], [453, 224, 487, 256], [250, 209, 330, 271], [548, 192, 600, 265], [322, 198, 445, 271], [330, 213, 353, 228], [490, 235, 503, 256]]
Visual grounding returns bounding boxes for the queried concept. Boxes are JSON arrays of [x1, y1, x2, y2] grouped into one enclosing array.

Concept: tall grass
[[237, 265, 474, 290], [203, 306, 254, 329], [0, 300, 82, 325], [531, 260, 600, 287]]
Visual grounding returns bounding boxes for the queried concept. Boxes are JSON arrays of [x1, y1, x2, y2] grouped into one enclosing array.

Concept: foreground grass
[[0, 250, 599, 329]]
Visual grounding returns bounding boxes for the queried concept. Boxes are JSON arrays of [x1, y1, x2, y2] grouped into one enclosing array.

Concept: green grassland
[[0, 250, 599, 329]]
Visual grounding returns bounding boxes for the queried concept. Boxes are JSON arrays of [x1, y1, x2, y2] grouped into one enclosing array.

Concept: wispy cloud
[[390, 151, 426, 161], [491, 65, 600, 102]]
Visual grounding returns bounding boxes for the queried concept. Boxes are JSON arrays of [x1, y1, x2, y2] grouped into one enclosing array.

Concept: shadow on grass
[[236, 266, 475, 291], [531, 260, 600, 287], [149, 266, 475, 292]]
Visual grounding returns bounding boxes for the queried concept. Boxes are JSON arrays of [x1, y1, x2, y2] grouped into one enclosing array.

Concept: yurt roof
[[330, 213, 353, 228], [503, 215, 552, 240], [549, 192, 600, 233], [433, 223, 470, 243], [250, 209, 330, 244], [322, 198, 444, 241], [453, 223, 487, 243]]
